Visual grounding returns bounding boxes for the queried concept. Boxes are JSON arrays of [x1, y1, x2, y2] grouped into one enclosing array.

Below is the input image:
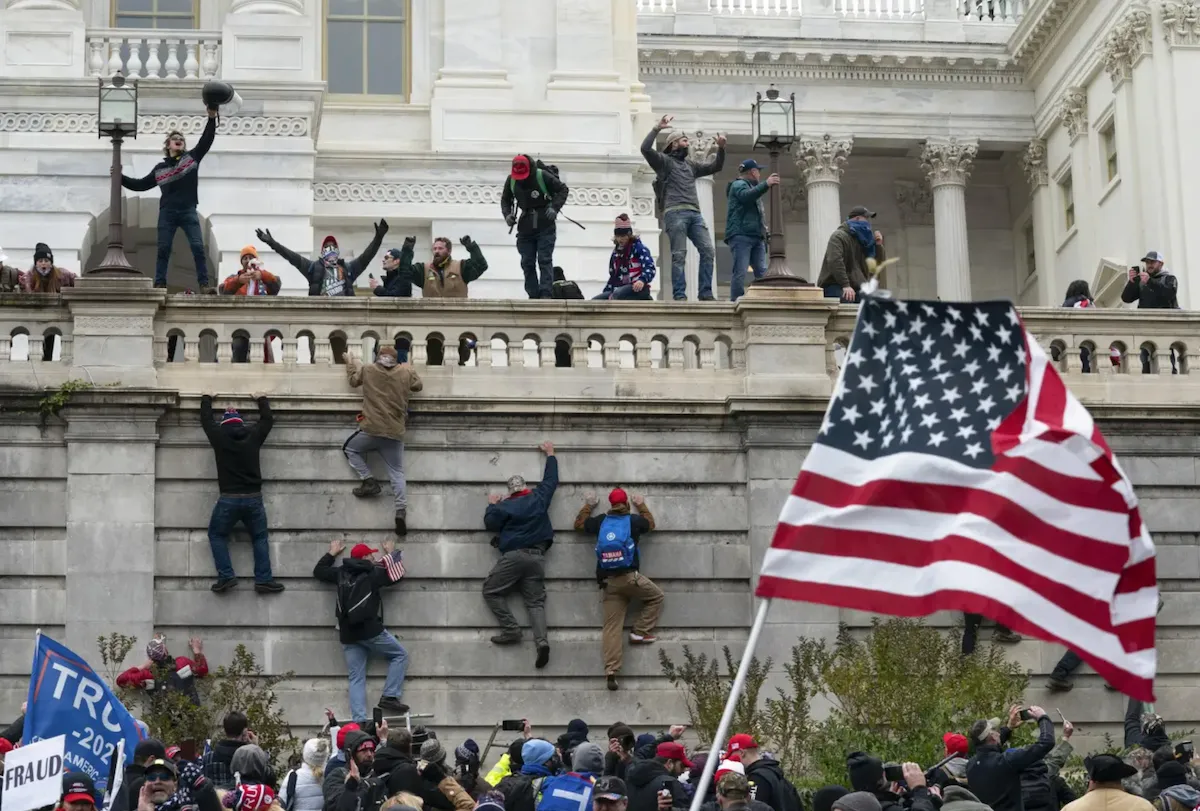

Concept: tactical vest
[[423, 259, 468, 298]]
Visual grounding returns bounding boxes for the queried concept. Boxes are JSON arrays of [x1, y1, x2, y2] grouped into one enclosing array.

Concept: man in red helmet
[[573, 487, 662, 691], [500, 155, 568, 299]]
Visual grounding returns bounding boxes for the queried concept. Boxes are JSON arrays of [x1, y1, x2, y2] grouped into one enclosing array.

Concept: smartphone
[[1176, 741, 1194, 758], [660, 790, 671, 799], [1019, 709, 1033, 722], [501, 719, 525, 732], [373, 707, 383, 726], [884, 763, 905, 783]]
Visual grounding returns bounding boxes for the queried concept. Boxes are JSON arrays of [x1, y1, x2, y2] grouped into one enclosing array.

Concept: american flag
[[379, 549, 406, 582], [755, 297, 1159, 699]]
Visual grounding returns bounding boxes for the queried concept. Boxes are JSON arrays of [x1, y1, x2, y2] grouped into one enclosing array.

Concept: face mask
[[36, 265, 51, 276], [668, 146, 689, 159], [322, 247, 339, 266], [377, 354, 398, 368]]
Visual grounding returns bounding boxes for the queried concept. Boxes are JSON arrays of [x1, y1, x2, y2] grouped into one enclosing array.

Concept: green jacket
[[817, 224, 886, 291], [397, 240, 489, 288], [724, 177, 769, 242]]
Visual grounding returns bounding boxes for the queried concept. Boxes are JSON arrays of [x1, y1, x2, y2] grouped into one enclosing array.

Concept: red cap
[[727, 734, 758, 754], [350, 543, 379, 559], [335, 722, 361, 750], [609, 488, 628, 505], [0, 738, 14, 754], [511, 156, 531, 181], [943, 732, 969, 757], [656, 741, 694, 769], [165, 745, 182, 760], [322, 235, 339, 249]]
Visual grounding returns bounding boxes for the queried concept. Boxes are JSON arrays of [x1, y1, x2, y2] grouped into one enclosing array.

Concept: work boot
[[607, 675, 619, 691], [378, 696, 409, 714], [395, 509, 407, 536], [153, 282, 168, 290], [1045, 676, 1073, 692], [353, 477, 382, 497], [535, 644, 550, 669], [254, 580, 285, 594], [992, 628, 1023, 644], [211, 577, 237, 593], [491, 631, 522, 646]]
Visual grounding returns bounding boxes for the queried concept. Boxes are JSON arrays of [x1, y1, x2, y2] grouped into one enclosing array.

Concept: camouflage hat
[[717, 772, 749, 799]]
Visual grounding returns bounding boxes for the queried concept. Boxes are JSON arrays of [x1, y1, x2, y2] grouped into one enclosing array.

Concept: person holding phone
[[221, 245, 281, 296], [966, 706, 1055, 811], [1121, 252, 1179, 310], [846, 752, 937, 811]]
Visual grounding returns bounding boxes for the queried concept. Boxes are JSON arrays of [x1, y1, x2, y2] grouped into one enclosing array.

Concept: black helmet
[[201, 81, 242, 114]]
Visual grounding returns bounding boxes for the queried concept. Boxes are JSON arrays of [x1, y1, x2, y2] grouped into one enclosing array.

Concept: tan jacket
[[422, 259, 469, 298], [345, 356, 423, 440], [437, 776, 475, 811], [1062, 789, 1156, 811]]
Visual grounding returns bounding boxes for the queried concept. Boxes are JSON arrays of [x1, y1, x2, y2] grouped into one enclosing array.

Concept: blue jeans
[[664, 209, 714, 299], [728, 235, 767, 301], [156, 206, 209, 287], [343, 630, 409, 722], [516, 229, 556, 299], [207, 495, 273, 582], [593, 284, 652, 301]]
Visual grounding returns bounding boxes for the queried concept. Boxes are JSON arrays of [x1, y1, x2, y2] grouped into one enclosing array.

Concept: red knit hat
[[335, 723, 361, 750], [944, 732, 969, 757], [614, 214, 633, 235], [609, 488, 628, 505]]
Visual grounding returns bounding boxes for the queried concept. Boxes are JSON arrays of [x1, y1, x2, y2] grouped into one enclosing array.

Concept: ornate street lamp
[[751, 84, 808, 287], [90, 73, 139, 276]]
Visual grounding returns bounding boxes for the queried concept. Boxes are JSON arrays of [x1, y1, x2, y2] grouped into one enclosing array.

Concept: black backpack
[[509, 161, 564, 210], [336, 568, 379, 627], [652, 176, 666, 216], [282, 770, 298, 811]]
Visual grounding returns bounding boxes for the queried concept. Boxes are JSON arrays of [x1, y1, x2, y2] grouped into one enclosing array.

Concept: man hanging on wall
[[501, 156, 569, 299], [120, 105, 218, 292]]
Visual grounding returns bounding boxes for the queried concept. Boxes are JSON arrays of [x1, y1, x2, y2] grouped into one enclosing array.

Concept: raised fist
[[403, 236, 416, 248], [375, 219, 389, 237], [460, 236, 474, 247], [255, 228, 273, 243], [716, 134, 727, 147], [657, 114, 673, 129], [584, 490, 598, 506]]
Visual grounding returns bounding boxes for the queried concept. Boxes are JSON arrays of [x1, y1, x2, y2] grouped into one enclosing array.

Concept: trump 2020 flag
[[23, 634, 143, 789], [755, 297, 1159, 699]]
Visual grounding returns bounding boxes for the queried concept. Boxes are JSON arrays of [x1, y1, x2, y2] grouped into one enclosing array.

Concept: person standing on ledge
[[199, 392, 285, 595], [120, 105, 218, 293], [372, 235, 489, 298], [501, 156, 568, 299], [817, 205, 885, 303], [341, 344, 423, 536], [483, 441, 559, 669], [254, 220, 388, 296]]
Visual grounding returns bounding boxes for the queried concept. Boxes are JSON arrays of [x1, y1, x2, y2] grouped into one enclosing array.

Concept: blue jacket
[[724, 177, 769, 242], [485, 457, 559, 553]]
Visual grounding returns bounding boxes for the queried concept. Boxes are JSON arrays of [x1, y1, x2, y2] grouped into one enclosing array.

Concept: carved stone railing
[[85, 29, 222, 80]]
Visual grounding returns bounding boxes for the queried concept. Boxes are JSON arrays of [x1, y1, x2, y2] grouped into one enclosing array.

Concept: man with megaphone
[[119, 81, 239, 293]]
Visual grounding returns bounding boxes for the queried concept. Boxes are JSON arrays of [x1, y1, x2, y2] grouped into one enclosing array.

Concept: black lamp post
[[751, 84, 807, 287], [91, 73, 139, 276]]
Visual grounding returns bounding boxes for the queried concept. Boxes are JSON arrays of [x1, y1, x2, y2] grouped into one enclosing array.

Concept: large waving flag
[[24, 634, 143, 789], [755, 297, 1158, 699]]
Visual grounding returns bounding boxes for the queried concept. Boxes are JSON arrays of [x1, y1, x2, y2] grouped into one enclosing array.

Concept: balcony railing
[[86, 29, 222, 80], [635, 0, 1023, 21]]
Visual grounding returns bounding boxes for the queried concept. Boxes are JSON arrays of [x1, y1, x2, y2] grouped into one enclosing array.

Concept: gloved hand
[[505, 213, 517, 228], [545, 208, 558, 223], [421, 761, 446, 783], [460, 236, 474, 248], [254, 228, 273, 244], [375, 219, 389, 238], [403, 236, 416, 248]]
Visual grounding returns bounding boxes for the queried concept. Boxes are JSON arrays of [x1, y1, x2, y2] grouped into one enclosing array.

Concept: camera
[[884, 763, 905, 783], [1019, 709, 1034, 722], [1177, 741, 1194, 761]]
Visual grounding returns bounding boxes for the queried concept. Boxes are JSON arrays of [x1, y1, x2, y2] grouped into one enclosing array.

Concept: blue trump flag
[[23, 633, 143, 790]]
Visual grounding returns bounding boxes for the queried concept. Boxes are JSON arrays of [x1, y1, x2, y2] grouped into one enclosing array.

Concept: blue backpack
[[595, 514, 636, 571], [536, 773, 595, 811]]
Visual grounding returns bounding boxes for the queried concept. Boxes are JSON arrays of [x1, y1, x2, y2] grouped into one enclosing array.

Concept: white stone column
[[921, 137, 977, 302], [433, 0, 510, 91], [1022, 139, 1056, 306], [546, 0, 624, 95], [794, 134, 852, 284], [1161, 0, 1200, 307], [1056, 88, 1092, 268]]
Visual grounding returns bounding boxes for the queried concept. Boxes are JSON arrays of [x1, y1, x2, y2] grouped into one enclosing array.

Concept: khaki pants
[[601, 571, 665, 676]]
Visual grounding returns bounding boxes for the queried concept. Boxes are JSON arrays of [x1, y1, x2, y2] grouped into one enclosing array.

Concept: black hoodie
[[500, 155, 569, 236], [313, 554, 400, 643], [627, 759, 689, 811], [199, 395, 273, 495], [371, 745, 454, 810], [746, 758, 804, 811]]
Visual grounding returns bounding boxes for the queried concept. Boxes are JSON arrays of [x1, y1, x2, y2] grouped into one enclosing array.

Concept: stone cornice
[[1103, 4, 1153, 87], [1009, 0, 1077, 67], [637, 43, 1024, 86], [1162, 0, 1200, 47]]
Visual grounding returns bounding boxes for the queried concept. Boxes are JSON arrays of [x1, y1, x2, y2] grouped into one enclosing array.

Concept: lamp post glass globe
[[750, 85, 806, 287]]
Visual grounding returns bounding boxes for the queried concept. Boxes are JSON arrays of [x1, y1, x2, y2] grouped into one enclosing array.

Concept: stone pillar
[[63, 277, 164, 388], [546, 0, 624, 99], [921, 137, 977, 302], [0, 0, 86, 79], [1161, 0, 1200, 306], [678, 134, 719, 301], [1056, 88, 1092, 267], [433, 0, 511, 92], [794, 135, 852, 284], [62, 391, 171, 656], [1022, 139, 1056, 306]]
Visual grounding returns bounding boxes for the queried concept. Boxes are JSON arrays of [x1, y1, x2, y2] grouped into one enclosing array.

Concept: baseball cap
[[335, 722, 362, 750], [727, 733, 759, 753], [1142, 250, 1165, 263], [717, 772, 750, 799], [847, 205, 877, 219], [656, 741, 694, 768], [350, 543, 379, 559], [594, 776, 627, 801], [385, 248, 403, 260], [143, 757, 178, 778], [739, 159, 764, 172], [62, 772, 97, 806], [511, 155, 531, 181]]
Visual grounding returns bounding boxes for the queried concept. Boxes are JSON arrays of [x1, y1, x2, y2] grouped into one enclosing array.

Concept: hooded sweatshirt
[[199, 396, 274, 495], [746, 758, 803, 811], [627, 759, 688, 811], [1121, 268, 1179, 309], [312, 554, 402, 643]]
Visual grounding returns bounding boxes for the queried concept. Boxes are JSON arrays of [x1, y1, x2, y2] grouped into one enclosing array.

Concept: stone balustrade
[[86, 29, 223, 81], [634, 0, 1023, 21]]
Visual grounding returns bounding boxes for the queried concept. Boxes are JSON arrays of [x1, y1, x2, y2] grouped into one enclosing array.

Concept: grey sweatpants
[[342, 430, 407, 511], [482, 548, 548, 646]]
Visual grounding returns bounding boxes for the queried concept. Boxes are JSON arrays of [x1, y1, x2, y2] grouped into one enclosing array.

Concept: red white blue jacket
[[603, 238, 656, 295]]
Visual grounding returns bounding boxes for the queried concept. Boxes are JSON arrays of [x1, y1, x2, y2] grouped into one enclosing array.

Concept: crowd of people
[[5, 695, 1197, 811]]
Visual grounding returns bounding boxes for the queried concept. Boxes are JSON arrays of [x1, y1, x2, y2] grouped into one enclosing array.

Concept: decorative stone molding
[[894, 180, 934, 227], [688, 132, 721, 163], [1103, 5, 1153, 86], [793, 135, 852, 186], [1162, 0, 1200, 47], [74, 316, 154, 335], [314, 183, 631, 207], [0, 113, 309, 137], [1055, 89, 1088, 143], [920, 138, 977, 189], [780, 180, 807, 215], [1010, 0, 1074, 66], [1022, 139, 1049, 189], [632, 197, 656, 217], [747, 324, 825, 345], [6, 0, 79, 10], [229, 0, 302, 13]]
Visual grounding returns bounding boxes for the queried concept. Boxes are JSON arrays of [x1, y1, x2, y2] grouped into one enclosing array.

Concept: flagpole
[[687, 599, 773, 811]]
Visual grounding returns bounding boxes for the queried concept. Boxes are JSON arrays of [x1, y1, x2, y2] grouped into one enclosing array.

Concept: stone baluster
[[700, 345, 715, 369], [0, 335, 10, 361], [668, 345, 684, 368], [126, 39, 144, 78], [507, 340, 522, 367], [1157, 346, 1176, 375], [107, 40, 124, 77], [184, 336, 199, 362], [920, 137, 978, 302], [201, 42, 219, 78], [88, 40, 105, 77], [152, 336, 169, 363], [313, 336, 332, 364], [794, 134, 853, 280], [281, 336, 297, 363], [539, 342, 556, 367], [164, 41, 181, 80], [183, 42, 199, 80], [571, 342, 588, 367], [635, 343, 652, 368], [475, 340, 492, 367], [412, 341, 428, 365], [145, 37, 162, 78], [58, 336, 73, 364], [603, 342, 620, 368], [215, 334, 233, 363], [346, 337, 364, 363]]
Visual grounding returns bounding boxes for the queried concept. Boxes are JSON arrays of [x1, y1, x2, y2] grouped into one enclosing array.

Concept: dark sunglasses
[[144, 771, 176, 783]]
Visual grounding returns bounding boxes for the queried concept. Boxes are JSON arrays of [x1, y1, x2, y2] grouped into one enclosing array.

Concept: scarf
[[520, 763, 553, 778], [378, 355, 398, 369], [847, 219, 876, 258]]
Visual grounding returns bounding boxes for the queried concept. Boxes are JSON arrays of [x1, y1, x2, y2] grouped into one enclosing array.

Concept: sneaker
[[395, 510, 407, 536], [1046, 676, 1073, 692], [629, 633, 658, 644], [378, 696, 409, 714], [535, 645, 550, 669], [699, 295, 717, 302], [199, 286, 218, 295], [673, 296, 687, 301], [353, 477, 382, 498], [491, 632, 522, 646], [153, 282, 168, 290], [254, 580, 285, 594], [992, 628, 1023, 644], [211, 577, 237, 593], [607, 675, 619, 691]]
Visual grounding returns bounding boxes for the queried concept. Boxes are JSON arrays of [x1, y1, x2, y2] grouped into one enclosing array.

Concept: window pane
[[367, 0, 404, 17], [116, 0, 153, 12], [327, 20, 363, 94], [156, 15, 195, 27], [115, 14, 150, 26], [328, 0, 362, 15], [367, 21, 404, 94], [157, 0, 194, 15]]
